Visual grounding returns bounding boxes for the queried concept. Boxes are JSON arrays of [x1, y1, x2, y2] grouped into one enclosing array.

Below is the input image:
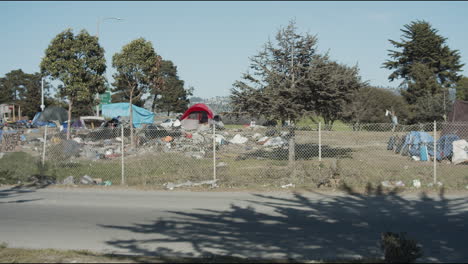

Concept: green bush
[[380, 232, 422, 263]]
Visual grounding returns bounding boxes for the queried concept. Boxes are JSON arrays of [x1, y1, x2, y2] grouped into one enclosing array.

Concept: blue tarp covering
[[31, 112, 57, 127], [436, 134, 460, 161], [401, 131, 434, 157], [102, 103, 155, 128]]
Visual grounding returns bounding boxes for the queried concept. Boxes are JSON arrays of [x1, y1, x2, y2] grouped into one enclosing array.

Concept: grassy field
[[0, 244, 381, 263], [1, 126, 467, 191]]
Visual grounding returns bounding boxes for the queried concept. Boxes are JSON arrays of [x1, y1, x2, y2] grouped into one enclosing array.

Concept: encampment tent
[[180, 103, 214, 130], [32, 106, 68, 127], [102, 103, 154, 128], [399, 131, 434, 160]]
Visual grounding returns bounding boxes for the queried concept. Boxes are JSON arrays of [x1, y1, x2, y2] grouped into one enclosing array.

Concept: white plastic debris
[[80, 175, 94, 185], [214, 135, 226, 144], [72, 137, 83, 144], [173, 119, 181, 127], [452, 140, 468, 165], [395, 181, 405, 187], [63, 176, 75, 185], [381, 181, 393, 188], [412, 156, 421, 161], [413, 179, 421, 188], [281, 183, 295, 188], [216, 162, 228, 167], [115, 137, 122, 142], [252, 133, 262, 139], [264, 137, 286, 147], [230, 134, 248, 144]]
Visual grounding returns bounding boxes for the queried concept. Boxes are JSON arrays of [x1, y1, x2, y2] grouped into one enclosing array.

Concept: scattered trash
[[411, 156, 421, 161], [281, 183, 295, 188], [413, 179, 421, 188], [381, 181, 393, 188], [230, 134, 248, 144], [192, 133, 205, 144], [252, 133, 262, 139], [427, 182, 443, 187], [63, 176, 75, 185], [93, 178, 103, 184], [263, 137, 286, 147], [80, 175, 94, 185], [216, 162, 227, 167], [163, 136, 173, 142], [214, 135, 226, 145], [102, 180, 112, 186], [395, 181, 405, 187], [164, 179, 218, 190], [381, 180, 405, 188], [72, 137, 83, 144]]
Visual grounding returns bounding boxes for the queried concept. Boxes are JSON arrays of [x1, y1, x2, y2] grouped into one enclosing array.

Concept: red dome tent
[[180, 103, 214, 130]]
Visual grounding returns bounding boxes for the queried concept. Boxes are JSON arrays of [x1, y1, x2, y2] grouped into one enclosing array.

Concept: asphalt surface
[[1, 186, 467, 262]]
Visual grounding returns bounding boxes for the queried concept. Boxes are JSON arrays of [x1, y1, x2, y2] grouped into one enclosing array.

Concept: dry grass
[[0, 245, 382, 263], [2, 127, 467, 191]]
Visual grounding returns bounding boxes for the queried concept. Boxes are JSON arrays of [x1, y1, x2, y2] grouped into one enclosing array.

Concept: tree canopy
[[383, 20, 464, 89], [230, 20, 365, 127], [0, 69, 52, 119], [231, 21, 321, 124], [112, 37, 161, 147], [151, 60, 192, 115], [455, 77, 468, 101], [383, 20, 464, 122], [40, 29, 106, 138]]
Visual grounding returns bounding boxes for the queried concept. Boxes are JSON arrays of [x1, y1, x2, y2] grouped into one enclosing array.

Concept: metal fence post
[[41, 125, 48, 166], [319, 122, 322, 161], [121, 125, 125, 185], [433, 120, 437, 184], [213, 123, 216, 182]]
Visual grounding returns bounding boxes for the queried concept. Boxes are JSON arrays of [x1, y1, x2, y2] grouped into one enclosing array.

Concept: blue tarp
[[102, 103, 155, 128], [31, 112, 57, 127], [436, 134, 460, 161], [400, 131, 434, 157]]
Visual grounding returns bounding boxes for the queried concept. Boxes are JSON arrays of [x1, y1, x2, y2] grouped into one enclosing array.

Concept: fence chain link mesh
[[1, 122, 467, 189]]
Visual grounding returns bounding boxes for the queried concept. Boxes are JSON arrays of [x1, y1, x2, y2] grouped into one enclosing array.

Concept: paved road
[[1, 186, 467, 262]]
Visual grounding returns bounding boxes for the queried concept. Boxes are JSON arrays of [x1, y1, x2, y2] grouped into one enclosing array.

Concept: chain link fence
[[1, 122, 467, 190]]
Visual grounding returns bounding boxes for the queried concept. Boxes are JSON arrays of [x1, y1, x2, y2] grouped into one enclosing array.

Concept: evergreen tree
[[303, 56, 364, 129], [151, 60, 192, 115], [230, 20, 319, 124], [455, 77, 468, 101], [383, 20, 463, 97]]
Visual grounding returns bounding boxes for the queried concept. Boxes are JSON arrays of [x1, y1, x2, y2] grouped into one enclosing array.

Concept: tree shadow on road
[[99, 184, 468, 263]]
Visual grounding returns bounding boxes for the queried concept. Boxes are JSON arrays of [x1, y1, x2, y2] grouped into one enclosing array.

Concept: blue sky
[[1, 1, 468, 98]]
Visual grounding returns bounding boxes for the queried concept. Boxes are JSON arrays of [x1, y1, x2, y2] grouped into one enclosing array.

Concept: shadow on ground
[[99, 184, 468, 263]]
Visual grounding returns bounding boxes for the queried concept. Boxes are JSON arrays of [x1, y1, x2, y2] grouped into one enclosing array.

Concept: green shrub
[[380, 232, 422, 263]]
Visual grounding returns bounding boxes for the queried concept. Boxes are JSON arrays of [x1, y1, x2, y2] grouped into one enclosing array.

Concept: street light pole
[[41, 77, 45, 112]]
